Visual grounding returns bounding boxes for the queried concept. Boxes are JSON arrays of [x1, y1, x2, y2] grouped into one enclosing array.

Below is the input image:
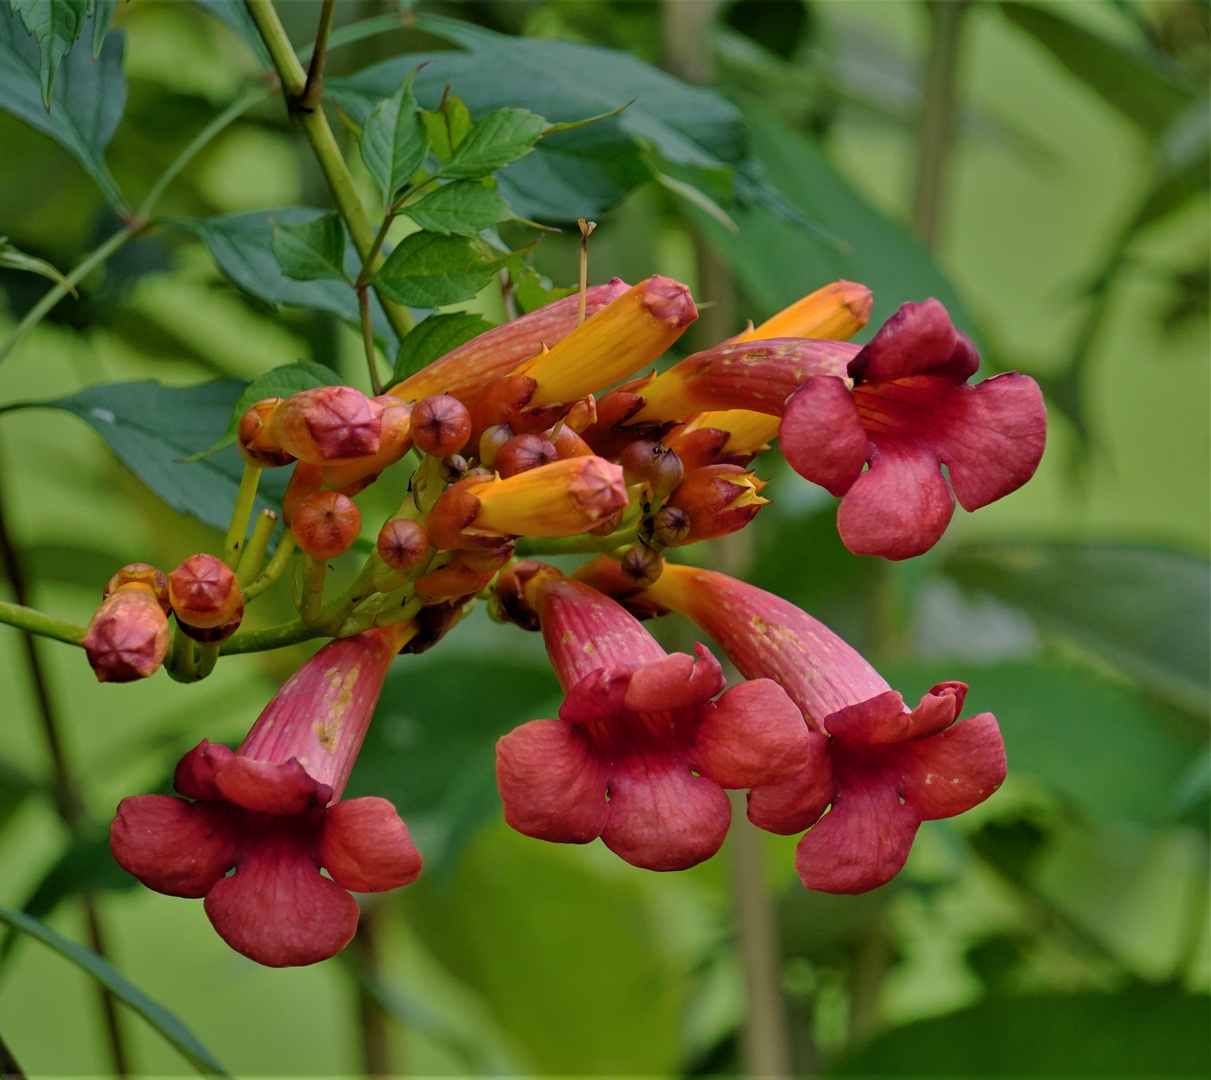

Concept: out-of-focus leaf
[[999, 2, 1193, 134], [883, 660, 1197, 827], [944, 542, 1210, 716], [436, 107, 547, 180], [37, 379, 289, 532], [347, 655, 560, 869], [7, 0, 88, 105], [90, 0, 115, 58], [390, 311, 493, 387], [370, 231, 504, 308], [694, 106, 974, 335], [172, 209, 395, 346], [0, 235, 76, 293], [0, 3, 126, 208], [206, 359, 338, 454], [829, 986, 1209, 1076], [0, 758, 36, 834], [187, 0, 270, 67], [360, 69, 429, 202], [270, 212, 349, 283], [25, 541, 127, 590], [0, 903, 230, 1076], [404, 180, 512, 236]]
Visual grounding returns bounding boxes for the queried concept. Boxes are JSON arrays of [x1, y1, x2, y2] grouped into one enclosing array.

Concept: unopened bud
[[649, 447, 684, 499], [652, 506, 691, 547], [495, 434, 558, 478], [103, 563, 169, 611], [377, 518, 430, 572], [466, 457, 628, 538], [168, 554, 243, 630], [478, 423, 513, 468], [272, 386, 384, 463], [666, 464, 769, 544], [83, 585, 170, 683], [238, 399, 294, 468], [490, 559, 556, 631], [291, 491, 361, 558], [588, 507, 625, 537], [412, 394, 471, 457], [620, 439, 660, 485], [549, 424, 593, 459], [282, 462, 323, 526], [322, 398, 413, 493], [440, 454, 469, 483], [620, 544, 664, 587], [415, 545, 513, 605]]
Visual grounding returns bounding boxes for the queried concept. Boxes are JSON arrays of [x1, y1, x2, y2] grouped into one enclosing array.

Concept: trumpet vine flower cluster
[[76, 273, 1043, 966]]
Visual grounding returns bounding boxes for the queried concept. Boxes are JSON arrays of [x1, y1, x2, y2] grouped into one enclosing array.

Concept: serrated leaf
[[391, 311, 494, 385], [421, 93, 472, 161], [404, 180, 511, 236], [371, 231, 503, 308], [0, 903, 229, 1076], [510, 265, 576, 314], [0, 3, 126, 207], [436, 106, 547, 180], [206, 359, 338, 454], [0, 235, 76, 294], [270, 212, 349, 283], [7, 0, 89, 105], [360, 68, 429, 202], [91, 0, 115, 58]]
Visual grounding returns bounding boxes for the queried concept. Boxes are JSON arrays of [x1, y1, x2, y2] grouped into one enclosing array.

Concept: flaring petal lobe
[[780, 376, 869, 496], [692, 678, 810, 788], [825, 683, 965, 744], [110, 795, 237, 898], [623, 645, 725, 714], [746, 730, 834, 835], [848, 299, 957, 384], [173, 739, 234, 801], [897, 713, 1007, 820], [318, 797, 423, 893], [213, 756, 332, 815]]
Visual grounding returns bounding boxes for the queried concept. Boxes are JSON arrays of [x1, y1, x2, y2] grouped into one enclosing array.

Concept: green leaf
[[90, 0, 115, 58], [0, 757, 36, 835], [830, 987, 1209, 1077], [187, 0, 270, 67], [0, 903, 230, 1076], [404, 180, 512, 236], [512, 265, 576, 314], [270, 212, 349, 283], [999, 2, 1193, 134], [391, 311, 493, 386], [206, 359, 338, 454], [420, 93, 473, 161], [37, 379, 290, 532], [25, 541, 131, 590], [436, 107, 547, 180], [370, 231, 503, 308], [0, 235, 76, 294], [944, 542, 1209, 716], [0, 3, 126, 208], [360, 68, 429, 201], [7, 0, 88, 105], [172, 209, 397, 347]]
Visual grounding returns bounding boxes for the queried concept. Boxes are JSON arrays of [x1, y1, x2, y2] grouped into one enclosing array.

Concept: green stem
[[358, 288, 384, 396], [0, 600, 84, 646], [196, 643, 220, 680], [223, 463, 262, 569], [236, 509, 278, 585], [166, 625, 199, 683], [515, 523, 640, 557], [220, 618, 319, 655], [243, 533, 296, 600], [300, 0, 336, 113], [244, 0, 415, 341], [299, 554, 328, 624]]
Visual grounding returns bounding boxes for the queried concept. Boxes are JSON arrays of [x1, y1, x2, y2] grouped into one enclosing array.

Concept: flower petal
[[318, 797, 423, 893], [780, 375, 869, 496], [203, 816, 359, 968], [898, 712, 1007, 820], [496, 719, 610, 844], [560, 667, 633, 726], [692, 678, 811, 788], [824, 683, 966, 744], [836, 440, 954, 560], [746, 731, 834, 834], [213, 756, 332, 815], [601, 757, 731, 871], [110, 795, 236, 898], [173, 739, 235, 801], [935, 373, 1047, 511], [794, 765, 920, 894], [848, 299, 957, 384], [623, 644, 725, 714]]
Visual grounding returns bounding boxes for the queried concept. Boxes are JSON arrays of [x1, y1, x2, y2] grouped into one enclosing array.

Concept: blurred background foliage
[[0, 0, 1207, 1076]]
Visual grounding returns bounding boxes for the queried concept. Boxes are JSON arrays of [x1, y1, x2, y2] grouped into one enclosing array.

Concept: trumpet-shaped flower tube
[[625, 562, 1006, 894], [780, 299, 1047, 560], [110, 625, 422, 967], [493, 563, 809, 871]]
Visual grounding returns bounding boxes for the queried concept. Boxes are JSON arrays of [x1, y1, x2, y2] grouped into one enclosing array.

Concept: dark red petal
[[623, 644, 725, 714], [825, 683, 965, 744], [213, 756, 332, 815], [746, 730, 834, 834], [560, 667, 633, 726], [935, 330, 981, 383], [203, 819, 358, 968], [692, 678, 811, 788], [848, 299, 958, 384], [110, 795, 237, 898], [835, 440, 955, 560], [601, 758, 732, 871], [935, 373, 1048, 511], [318, 797, 422, 892], [780, 376, 869, 496], [496, 719, 610, 844], [898, 712, 1007, 821], [173, 739, 235, 801], [794, 769, 920, 894]]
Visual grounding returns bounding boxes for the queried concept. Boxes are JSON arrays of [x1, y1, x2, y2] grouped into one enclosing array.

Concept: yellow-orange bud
[[467, 456, 627, 538], [271, 387, 383, 463], [83, 578, 170, 683], [666, 465, 769, 543], [238, 399, 295, 468], [168, 554, 243, 631], [376, 518, 430, 573], [291, 491, 361, 558], [322, 397, 413, 493]]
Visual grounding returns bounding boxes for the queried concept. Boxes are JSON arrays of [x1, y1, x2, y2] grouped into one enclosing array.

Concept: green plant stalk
[[515, 522, 641, 557], [166, 625, 200, 683], [243, 534, 296, 600], [220, 618, 319, 655], [244, 0, 415, 341], [300, 0, 336, 112], [299, 554, 329, 625], [235, 509, 278, 585], [358, 288, 384, 396], [196, 642, 220, 679], [223, 463, 262, 569], [0, 600, 85, 646]]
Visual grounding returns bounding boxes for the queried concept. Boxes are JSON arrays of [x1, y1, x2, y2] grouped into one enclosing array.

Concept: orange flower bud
[[514, 277, 697, 407], [322, 398, 413, 493], [652, 505, 691, 547], [291, 491, 361, 558], [271, 387, 383, 463], [414, 546, 511, 605], [563, 395, 598, 432], [549, 424, 594, 459], [495, 434, 558, 478], [469, 374, 566, 446], [237, 399, 295, 468], [466, 456, 628, 539], [169, 554, 243, 631], [478, 423, 513, 468], [83, 583, 171, 683], [665, 464, 769, 543], [282, 462, 323, 526], [662, 426, 731, 470], [376, 518, 430, 573], [620, 543, 664, 587], [491, 559, 560, 630], [104, 563, 170, 611], [588, 506, 625, 537], [412, 394, 471, 457]]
